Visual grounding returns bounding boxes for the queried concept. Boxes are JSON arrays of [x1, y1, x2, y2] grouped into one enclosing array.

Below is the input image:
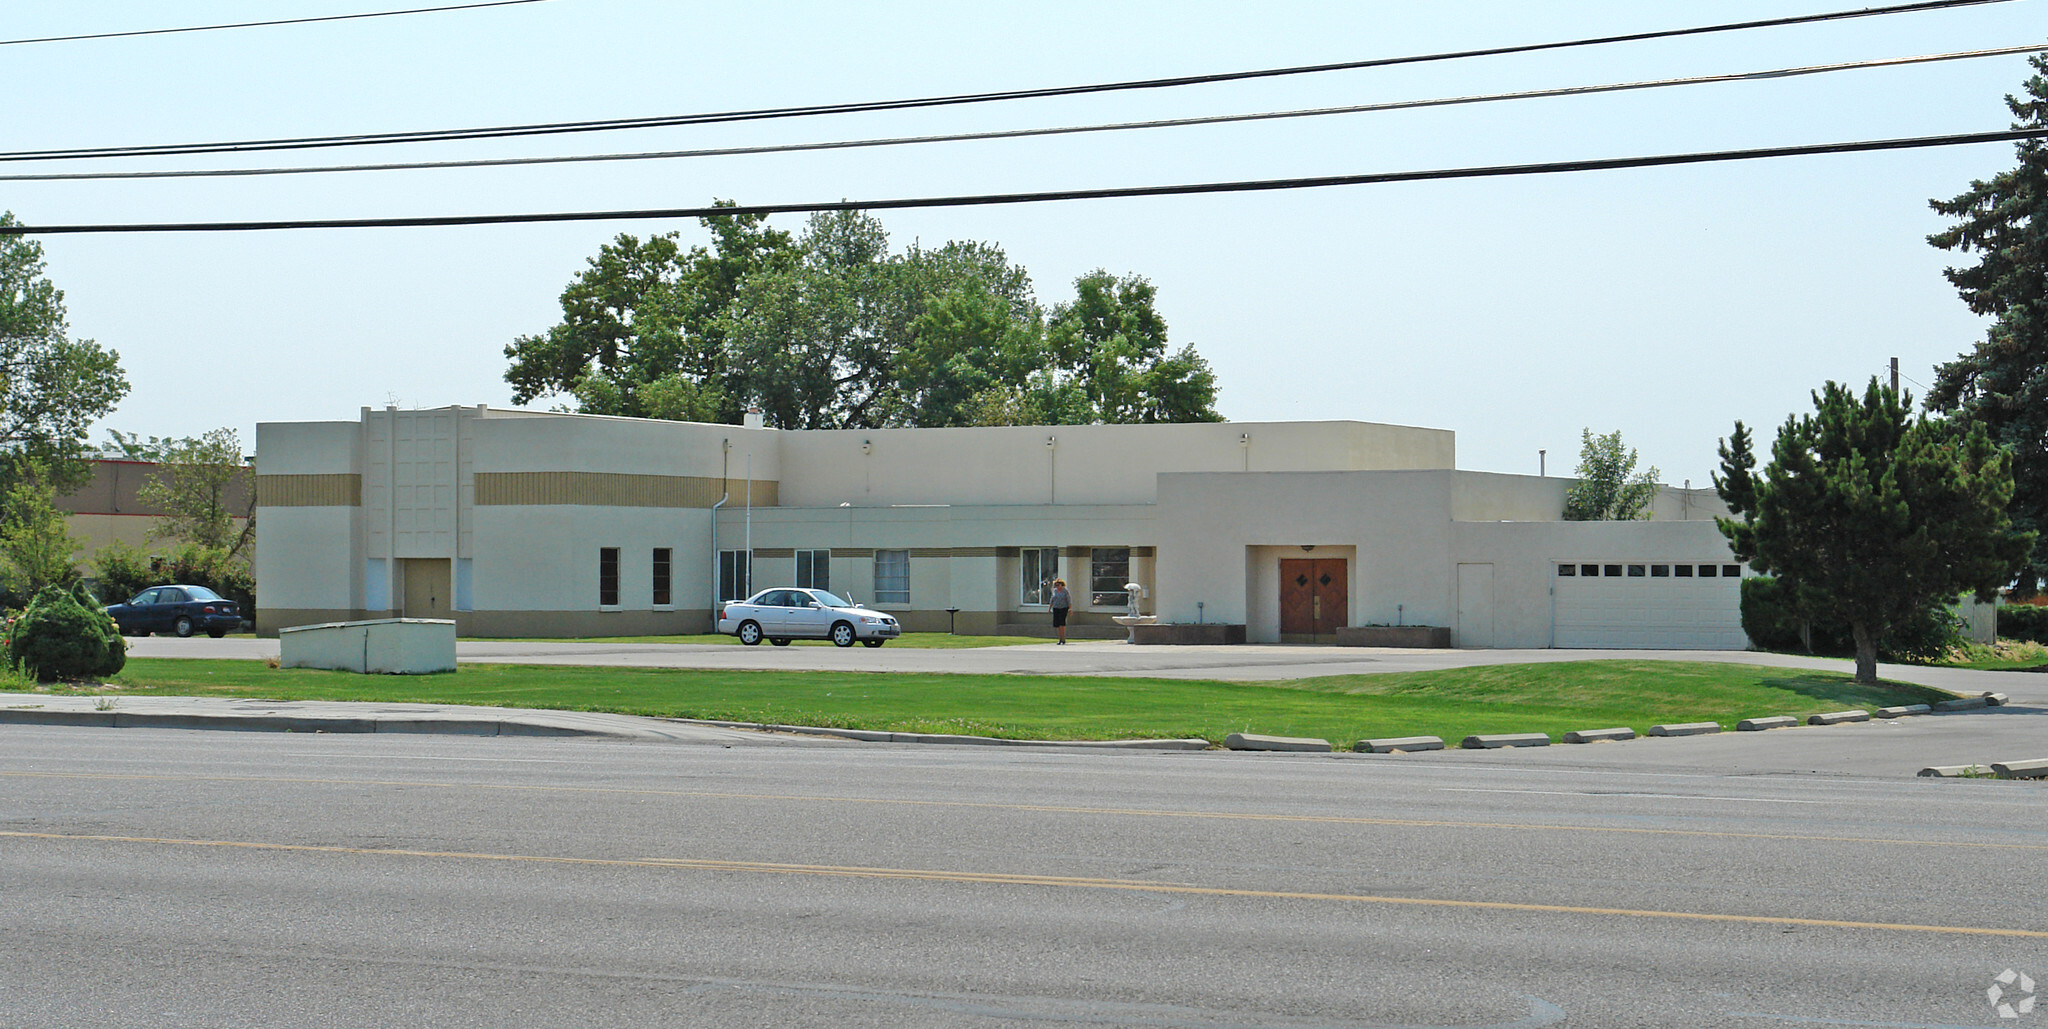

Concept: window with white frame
[[1090, 547, 1130, 607], [1020, 547, 1058, 605], [795, 549, 830, 590], [652, 547, 672, 606], [599, 547, 621, 607], [718, 550, 751, 602], [873, 549, 910, 605]]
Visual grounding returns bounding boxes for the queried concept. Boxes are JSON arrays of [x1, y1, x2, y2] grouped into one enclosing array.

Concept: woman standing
[[1049, 578, 1071, 645]]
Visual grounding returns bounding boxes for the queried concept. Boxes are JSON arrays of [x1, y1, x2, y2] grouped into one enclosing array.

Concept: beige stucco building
[[254, 405, 1748, 647]]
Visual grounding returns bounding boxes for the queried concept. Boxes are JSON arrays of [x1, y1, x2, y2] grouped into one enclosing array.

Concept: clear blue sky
[[6, 0, 2042, 487]]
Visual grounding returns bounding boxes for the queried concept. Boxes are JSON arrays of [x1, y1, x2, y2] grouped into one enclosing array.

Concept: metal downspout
[[710, 439, 729, 629]]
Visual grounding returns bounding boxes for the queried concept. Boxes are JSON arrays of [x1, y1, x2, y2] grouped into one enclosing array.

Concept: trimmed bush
[[92, 541, 254, 620], [2001, 603, 2048, 644], [7, 583, 126, 682], [1739, 576, 1959, 660]]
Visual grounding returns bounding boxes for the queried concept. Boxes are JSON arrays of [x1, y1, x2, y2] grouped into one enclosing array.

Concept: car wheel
[[770, 638, 791, 647], [206, 629, 226, 639], [737, 621, 763, 646], [830, 622, 857, 648], [861, 639, 884, 648], [173, 616, 195, 638]]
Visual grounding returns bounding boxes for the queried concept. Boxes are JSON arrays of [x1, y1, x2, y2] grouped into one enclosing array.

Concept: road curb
[[1354, 735, 1445, 753], [1560, 727, 1634, 744], [1461, 733, 1550, 749], [0, 705, 664, 739], [679, 719, 1211, 750], [1647, 722, 1720, 737], [1224, 732, 1333, 753], [1934, 696, 1990, 712]]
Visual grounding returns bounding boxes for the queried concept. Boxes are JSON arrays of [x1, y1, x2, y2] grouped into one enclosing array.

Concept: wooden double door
[[1279, 558, 1347, 643]]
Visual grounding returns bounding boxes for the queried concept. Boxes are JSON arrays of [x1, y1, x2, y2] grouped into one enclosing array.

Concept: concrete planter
[[1334, 625, 1452, 648], [280, 618, 457, 674], [1129, 623, 1246, 645]]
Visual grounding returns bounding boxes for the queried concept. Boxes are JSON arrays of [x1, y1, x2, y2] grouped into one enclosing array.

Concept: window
[[1581, 564, 1599, 577], [1697, 564, 1718, 578], [796, 549, 830, 590], [1674, 563, 1694, 577], [652, 548, 672, 606], [1650, 564, 1669, 577], [599, 547, 620, 607], [719, 550, 752, 601], [1604, 565, 1622, 577], [1626, 564, 1646, 577], [1556, 563, 1576, 576], [1021, 547, 1059, 604], [1723, 564, 1741, 578], [874, 549, 910, 604], [1091, 547, 1130, 606]]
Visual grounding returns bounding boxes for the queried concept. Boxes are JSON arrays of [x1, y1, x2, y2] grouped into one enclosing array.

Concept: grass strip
[[75, 658, 1954, 746]]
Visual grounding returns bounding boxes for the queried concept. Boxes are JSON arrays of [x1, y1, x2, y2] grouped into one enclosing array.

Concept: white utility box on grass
[[278, 618, 457, 674]]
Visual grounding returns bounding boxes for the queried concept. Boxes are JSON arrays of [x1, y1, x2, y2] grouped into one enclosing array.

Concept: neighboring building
[[253, 405, 1747, 647], [55, 459, 255, 574]]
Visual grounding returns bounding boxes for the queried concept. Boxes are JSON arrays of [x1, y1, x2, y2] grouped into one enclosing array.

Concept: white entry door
[[1456, 563, 1495, 649]]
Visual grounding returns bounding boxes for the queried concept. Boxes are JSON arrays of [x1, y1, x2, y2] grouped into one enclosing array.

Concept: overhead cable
[[0, 1, 555, 47], [3, 44, 2036, 182], [0, 0, 2016, 162], [5, 127, 2042, 236]]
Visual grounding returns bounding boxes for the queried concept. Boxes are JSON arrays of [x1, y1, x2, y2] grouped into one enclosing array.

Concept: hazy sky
[[6, 0, 2042, 486]]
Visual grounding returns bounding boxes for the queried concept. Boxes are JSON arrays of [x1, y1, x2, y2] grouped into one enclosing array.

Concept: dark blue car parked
[[104, 585, 241, 638]]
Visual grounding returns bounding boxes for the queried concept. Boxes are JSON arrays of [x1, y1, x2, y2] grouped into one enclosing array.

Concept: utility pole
[[1890, 357, 1899, 394]]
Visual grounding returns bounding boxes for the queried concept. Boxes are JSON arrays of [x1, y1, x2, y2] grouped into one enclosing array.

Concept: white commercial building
[[254, 405, 1748, 647]]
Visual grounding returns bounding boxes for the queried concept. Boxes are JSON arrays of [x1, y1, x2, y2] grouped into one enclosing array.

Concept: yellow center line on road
[[5, 770, 2043, 852], [4, 828, 2043, 940]]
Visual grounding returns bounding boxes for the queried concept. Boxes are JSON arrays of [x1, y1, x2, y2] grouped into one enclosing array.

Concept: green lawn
[[79, 658, 1954, 746], [463, 632, 1046, 649]]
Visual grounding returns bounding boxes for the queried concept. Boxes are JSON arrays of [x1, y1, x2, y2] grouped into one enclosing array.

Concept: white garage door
[[1552, 561, 1748, 650]]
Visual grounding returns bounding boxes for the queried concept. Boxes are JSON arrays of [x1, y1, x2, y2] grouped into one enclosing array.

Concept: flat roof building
[[254, 405, 1746, 648]]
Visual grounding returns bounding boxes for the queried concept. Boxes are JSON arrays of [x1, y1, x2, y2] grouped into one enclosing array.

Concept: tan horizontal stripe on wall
[[751, 548, 795, 559], [1131, 546, 1155, 558], [834, 548, 875, 558], [257, 474, 362, 508], [910, 548, 951, 559], [952, 547, 1000, 558], [475, 472, 775, 508]]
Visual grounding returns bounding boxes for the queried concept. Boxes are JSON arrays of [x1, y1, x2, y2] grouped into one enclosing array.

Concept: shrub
[[7, 583, 125, 682], [1739, 576, 1959, 660], [92, 541, 253, 617], [2001, 604, 2048, 644]]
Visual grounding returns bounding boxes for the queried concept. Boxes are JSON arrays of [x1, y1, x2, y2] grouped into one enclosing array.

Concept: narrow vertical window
[[1021, 547, 1059, 604], [1090, 547, 1131, 606], [719, 550, 752, 601], [796, 549, 830, 590], [652, 547, 671, 606], [599, 547, 620, 607]]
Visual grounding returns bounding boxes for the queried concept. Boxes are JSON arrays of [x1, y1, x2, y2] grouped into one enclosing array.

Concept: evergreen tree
[[1927, 52, 2048, 592], [1722, 379, 2032, 682]]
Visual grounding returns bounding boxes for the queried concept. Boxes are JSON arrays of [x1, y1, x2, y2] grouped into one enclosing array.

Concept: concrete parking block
[[1460, 733, 1550, 749], [1737, 716, 1798, 731], [1225, 732, 1332, 753], [1561, 727, 1635, 744], [1934, 696, 1990, 712], [1807, 710, 1871, 725], [1991, 758, 2048, 780], [1984, 692, 2011, 707], [1354, 736, 1445, 753], [1918, 764, 1993, 778], [1874, 705, 1931, 718], [1647, 722, 1721, 737]]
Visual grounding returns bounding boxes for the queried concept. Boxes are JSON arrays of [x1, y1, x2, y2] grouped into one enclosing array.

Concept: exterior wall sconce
[[1046, 436, 1056, 449], [1300, 545, 1316, 552], [861, 440, 873, 455]]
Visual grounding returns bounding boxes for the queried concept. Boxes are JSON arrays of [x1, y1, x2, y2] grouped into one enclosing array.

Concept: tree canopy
[[136, 427, 253, 560], [508, 206, 1222, 429], [0, 212, 129, 491], [1716, 379, 2033, 682], [1926, 51, 2048, 592], [1562, 429, 1658, 520]]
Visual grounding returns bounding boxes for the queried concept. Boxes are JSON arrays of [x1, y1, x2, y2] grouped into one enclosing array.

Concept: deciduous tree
[[137, 428, 252, 559], [0, 212, 129, 492], [1562, 429, 1658, 520]]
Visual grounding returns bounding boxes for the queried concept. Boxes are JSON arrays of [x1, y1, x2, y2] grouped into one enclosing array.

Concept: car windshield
[[807, 590, 852, 608], [183, 586, 224, 601]]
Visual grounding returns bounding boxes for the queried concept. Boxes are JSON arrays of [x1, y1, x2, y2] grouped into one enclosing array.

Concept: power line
[[0, 0, 2016, 163], [0, 1, 556, 47], [6, 127, 2041, 236], [6, 44, 2036, 183]]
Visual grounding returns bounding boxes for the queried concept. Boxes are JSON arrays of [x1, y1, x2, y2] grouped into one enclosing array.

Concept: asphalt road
[[4, 726, 2044, 1028]]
